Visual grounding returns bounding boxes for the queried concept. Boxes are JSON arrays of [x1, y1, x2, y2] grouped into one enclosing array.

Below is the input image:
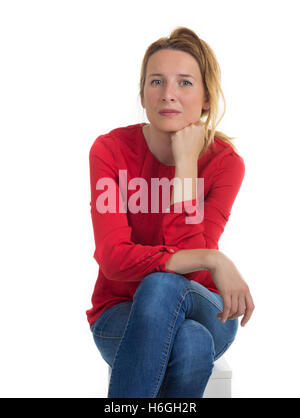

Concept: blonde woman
[[87, 27, 254, 398]]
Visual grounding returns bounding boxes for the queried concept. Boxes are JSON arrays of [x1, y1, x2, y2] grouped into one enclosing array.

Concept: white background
[[1, 0, 299, 398]]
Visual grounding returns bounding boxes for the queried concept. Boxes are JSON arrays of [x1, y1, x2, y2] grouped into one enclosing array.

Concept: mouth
[[159, 111, 181, 117]]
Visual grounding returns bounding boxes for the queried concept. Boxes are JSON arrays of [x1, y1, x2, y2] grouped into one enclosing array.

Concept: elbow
[[94, 250, 120, 281], [94, 247, 138, 281]]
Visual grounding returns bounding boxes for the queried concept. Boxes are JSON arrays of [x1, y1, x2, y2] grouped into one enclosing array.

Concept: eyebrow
[[148, 73, 196, 80]]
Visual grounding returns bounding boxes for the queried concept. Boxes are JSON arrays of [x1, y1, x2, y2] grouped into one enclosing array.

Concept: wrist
[[175, 157, 198, 168], [207, 250, 227, 272], [204, 249, 221, 272], [165, 248, 221, 275]]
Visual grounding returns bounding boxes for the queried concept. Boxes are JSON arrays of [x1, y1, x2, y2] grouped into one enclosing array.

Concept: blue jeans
[[90, 272, 238, 398]]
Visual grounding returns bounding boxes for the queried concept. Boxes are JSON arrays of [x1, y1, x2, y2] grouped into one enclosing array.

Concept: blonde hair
[[139, 26, 238, 157]]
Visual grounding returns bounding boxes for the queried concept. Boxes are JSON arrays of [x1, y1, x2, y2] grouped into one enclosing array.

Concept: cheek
[[183, 94, 203, 110], [146, 89, 158, 103]]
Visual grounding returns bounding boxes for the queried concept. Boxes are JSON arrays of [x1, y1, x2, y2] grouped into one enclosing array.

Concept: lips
[[159, 108, 181, 114], [159, 109, 181, 117]]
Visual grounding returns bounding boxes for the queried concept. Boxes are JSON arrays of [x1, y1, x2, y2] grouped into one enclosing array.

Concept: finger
[[228, 294, 246, 320], [228, 315, 239, 320], [235, 294, 246, 318], [230, 293, 239, 319], [221, 294, 231, 323], [228, 312, 244, 320], [241, 292, 255, 327]]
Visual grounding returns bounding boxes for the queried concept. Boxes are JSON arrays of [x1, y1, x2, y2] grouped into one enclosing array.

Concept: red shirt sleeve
[[89, 137, 180, 282], [161, 150, 245, 279]]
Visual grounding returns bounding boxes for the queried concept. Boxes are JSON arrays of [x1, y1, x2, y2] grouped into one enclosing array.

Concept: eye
[[150, 79, 161, 85], [181, 80, 192, 86], [150, 79, 193, 86]]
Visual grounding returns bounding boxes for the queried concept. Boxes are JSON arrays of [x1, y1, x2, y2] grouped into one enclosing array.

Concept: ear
[[203, 90, 210, 110]]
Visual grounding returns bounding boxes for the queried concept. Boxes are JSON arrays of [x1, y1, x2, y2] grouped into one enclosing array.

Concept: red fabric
[[86, 123, 245, 326]]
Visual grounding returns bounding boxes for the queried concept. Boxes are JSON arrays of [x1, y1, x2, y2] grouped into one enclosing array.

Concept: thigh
[[188, 280, 238, 360], [90, 301, 133, 367]]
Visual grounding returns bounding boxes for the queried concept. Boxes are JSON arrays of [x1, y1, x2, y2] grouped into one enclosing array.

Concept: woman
[[86, 26, 255, 398]]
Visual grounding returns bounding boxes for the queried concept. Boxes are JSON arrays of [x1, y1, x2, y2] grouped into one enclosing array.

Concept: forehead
[[147, 49, 201, 77]]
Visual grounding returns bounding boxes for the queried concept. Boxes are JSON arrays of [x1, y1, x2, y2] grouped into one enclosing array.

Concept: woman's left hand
[[170, 120, 206, 165], [210, 251, 255, 327]]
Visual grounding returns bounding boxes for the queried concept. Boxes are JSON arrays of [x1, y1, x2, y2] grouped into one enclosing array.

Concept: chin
[[164, 122, 190, 132], [155, 118, 187, 129]]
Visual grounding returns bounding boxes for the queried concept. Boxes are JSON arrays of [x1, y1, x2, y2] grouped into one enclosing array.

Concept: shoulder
[[89, 123, 142, 158], [212, 136, 245, 174]]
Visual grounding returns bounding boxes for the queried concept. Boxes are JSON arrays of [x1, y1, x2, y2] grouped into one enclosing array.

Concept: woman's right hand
[[209, 251, 255, 327]]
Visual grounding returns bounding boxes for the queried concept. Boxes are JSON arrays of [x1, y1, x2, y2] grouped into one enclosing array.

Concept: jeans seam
[[151, 287, 191, 398], [108, 310, 134, 397], [214, 340, 234, 361], [106, 277, 231, 397], [92, 303, 131, 338], [189, 288, 223, 311], [157, 367, 169, 398], [152, 286, 222, 396], [94, 334, 122, 339]]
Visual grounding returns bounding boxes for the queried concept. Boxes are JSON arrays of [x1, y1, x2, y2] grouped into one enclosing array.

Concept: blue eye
[[182, 80, 192, 86], [150, 79, 192, 86], [151, 79, 161, 85]]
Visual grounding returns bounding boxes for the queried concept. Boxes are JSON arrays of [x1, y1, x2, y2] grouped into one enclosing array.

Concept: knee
[[171, 320, 215, 372], [133, 272, 189, 318], [134, 272, 189, 302]]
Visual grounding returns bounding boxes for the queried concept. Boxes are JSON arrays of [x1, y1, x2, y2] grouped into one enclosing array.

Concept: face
[[141, 49, 209, 132]]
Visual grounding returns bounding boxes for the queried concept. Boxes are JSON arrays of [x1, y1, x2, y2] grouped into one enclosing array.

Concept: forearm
[[170, 159, 198, 206], [165, 248, 220, 274]]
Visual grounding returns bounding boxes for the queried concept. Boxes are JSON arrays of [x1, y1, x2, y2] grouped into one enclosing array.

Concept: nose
[[161, 82, 177, 102]]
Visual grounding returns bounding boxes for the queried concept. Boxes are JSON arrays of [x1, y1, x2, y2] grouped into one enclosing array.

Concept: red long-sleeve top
[[86, 122, 245, 326]]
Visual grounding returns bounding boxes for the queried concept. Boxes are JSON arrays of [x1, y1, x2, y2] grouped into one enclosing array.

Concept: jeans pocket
[[91, 301, 132, 338], [91, 305, 121, 337]]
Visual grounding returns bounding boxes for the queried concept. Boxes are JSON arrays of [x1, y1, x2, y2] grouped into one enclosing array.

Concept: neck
[[143, 123, 175, 166]]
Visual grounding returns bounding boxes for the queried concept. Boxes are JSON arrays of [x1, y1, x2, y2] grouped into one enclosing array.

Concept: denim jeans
[[90, 272, 238, 398]]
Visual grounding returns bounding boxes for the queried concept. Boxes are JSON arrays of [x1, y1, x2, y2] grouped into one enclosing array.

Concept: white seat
[[107, 356, 232, 398], [202, 357, 232, 398]]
